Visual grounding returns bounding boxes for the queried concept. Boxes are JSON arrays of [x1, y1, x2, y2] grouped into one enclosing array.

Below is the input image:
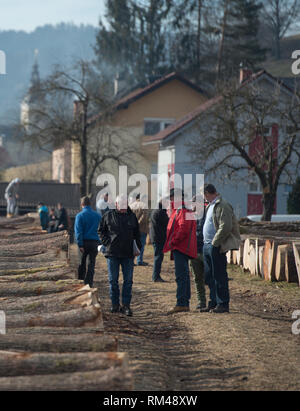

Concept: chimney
[[73, 100, 83, 119], [239, 63, 253, 84], [114, 73, 127, 97]]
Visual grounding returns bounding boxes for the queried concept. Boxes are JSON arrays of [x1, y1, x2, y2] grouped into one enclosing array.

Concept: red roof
[[143, 69, 294, 145]]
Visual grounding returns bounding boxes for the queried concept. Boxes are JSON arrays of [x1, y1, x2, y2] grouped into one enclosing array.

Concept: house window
[[249, 174, 262, 193], [144, 118, 175, 136]]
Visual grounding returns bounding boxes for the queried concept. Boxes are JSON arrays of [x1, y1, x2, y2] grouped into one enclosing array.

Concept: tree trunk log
[[0, 332, 117, 353], [262, 240, 277, 282], [0, 351, 127, 377], [0, 367, 133, 391], [292, 242, 300, 287], [0, 230, 67, 246], [0, 268, 74, 283], [0, 288, 98, 315], [6, 306, 103, 329], [0, 280, 82, 298]]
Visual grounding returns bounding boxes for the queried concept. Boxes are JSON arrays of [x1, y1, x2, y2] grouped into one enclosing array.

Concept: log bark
[[236, 242, 244, 266], [0, 230, 67, 246], [0, 268, 74, 283], [0, 261, 68, 272], [0, 280, 82, 298], [0, 332, 117, 353], [0, 367, 133, 391], [292, 242, 300, 287], [275, 245, 289, 282], [262, 240, 278, 282], [6, 306, 103, 329], [0, 288, 98, 315], [0, 351, 127, 377]]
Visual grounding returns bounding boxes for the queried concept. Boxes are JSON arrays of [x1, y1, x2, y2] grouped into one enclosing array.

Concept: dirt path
[[91, 246, 300, 391]]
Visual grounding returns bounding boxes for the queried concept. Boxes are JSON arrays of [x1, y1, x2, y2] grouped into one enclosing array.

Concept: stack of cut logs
[[227, 231, 300, 286], [0, 215, 133, 391]]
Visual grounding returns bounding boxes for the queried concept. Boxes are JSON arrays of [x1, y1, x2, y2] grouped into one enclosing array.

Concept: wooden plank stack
[[229, 231, 300, 286], [0, 215, 133, 391]]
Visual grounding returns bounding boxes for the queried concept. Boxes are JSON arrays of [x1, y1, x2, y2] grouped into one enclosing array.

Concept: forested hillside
[[0, 23, 97, 122]]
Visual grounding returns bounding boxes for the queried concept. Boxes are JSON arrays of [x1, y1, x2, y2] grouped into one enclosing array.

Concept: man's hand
[[79, 247, 84, 253]]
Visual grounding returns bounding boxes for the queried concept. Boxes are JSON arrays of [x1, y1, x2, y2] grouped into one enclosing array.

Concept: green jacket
[[210, 197, 241, 254]]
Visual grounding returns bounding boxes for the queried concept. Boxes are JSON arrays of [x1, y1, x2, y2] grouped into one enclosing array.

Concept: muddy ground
[[88, 246, 299, 391]]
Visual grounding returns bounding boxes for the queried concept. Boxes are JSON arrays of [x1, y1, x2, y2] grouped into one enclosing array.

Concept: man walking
[[202, 184, 240, 313], [4, 178, 20, 218], [149, 198, 169, 282], [99, 194, 141, 317], [163, 189, 197, 314], [130, 193, 149, 266], [75, 196, 101, 288]]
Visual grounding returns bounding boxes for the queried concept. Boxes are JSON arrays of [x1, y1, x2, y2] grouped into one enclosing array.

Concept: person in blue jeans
[[99, 194, 142, 317], [149, 199, 169, 282], [74, 196, 101, 288], [202, 184, 240, 313]]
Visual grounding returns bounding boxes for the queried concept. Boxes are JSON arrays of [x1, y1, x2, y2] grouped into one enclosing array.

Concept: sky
[[0, 0, 106, 32]]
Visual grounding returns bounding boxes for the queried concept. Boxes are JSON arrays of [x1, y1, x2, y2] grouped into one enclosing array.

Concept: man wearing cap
[[202, 184, 241, 313], [99, 194, 142, 317]]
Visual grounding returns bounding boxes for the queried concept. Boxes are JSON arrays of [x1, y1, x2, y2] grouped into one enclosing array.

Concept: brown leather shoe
[[167, 306, 190, 315]]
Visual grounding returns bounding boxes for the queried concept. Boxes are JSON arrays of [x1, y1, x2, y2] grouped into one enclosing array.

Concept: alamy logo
[[0, 50, 6, 75], [291, 51, 300, 75], [0, 311, 6, 335], [292, 310, 300, 336]]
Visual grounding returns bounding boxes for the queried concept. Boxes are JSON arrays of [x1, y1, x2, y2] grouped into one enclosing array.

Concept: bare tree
[[263, 0, 300, 59], [188, 78, 300, 221], [19, 60, 140, 196]]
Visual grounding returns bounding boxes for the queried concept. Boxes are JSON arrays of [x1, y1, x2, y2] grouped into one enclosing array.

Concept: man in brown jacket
[[130, 193, 149, 266]]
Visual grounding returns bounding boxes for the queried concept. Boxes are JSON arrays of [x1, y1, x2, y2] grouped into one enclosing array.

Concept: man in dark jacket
[[56, 203, 69, 231], [99, 194, 142, 317], [149, 199, 169, 282], [75, 196, 101, 288]]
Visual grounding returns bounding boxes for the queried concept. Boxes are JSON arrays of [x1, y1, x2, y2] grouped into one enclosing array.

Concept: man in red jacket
[[163, 188, 197, 314]]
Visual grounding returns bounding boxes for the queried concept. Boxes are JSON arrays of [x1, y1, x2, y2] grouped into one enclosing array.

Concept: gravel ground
[[79, 245, 300, 391]]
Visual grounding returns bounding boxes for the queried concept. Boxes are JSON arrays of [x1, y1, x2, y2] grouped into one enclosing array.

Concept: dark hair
[[81, 196, 91, 207], [204, 184, 217, 194], [136, 193, 140, 200]]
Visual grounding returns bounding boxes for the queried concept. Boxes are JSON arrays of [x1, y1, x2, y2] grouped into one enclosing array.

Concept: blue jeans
[[137, 232, 147, 264], [152, 242, 164, 281], [173, 250, 191, 307], [107, 257, 134, 307], [203, 243, 230, 307]]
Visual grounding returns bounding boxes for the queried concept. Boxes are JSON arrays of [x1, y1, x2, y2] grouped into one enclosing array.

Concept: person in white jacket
[[4, 178, 20, 218]]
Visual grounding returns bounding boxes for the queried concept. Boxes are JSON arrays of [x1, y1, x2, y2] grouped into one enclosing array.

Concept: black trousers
[[78, 240, 98, 287]]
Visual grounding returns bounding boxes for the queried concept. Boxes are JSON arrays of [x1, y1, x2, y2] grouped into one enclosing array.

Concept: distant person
[[56, 202, 69, 231], [4, 178, 20, 218], [74, 196, 101, 288], [130, 193, 149, 266], [48, 208, 58, 233], [149, 198, 169, 282], [163, 189, 197, 314], [99, 194, 142, 317], [189, 196, 206, 310], [37, 202, 49, 231], [202, 184, 241, 314], [96, 192, 111, 217]]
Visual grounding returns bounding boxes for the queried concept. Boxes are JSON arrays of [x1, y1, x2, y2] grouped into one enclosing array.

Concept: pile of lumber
[[227, 233, 300, 286], [0, 215, 132, 391]]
